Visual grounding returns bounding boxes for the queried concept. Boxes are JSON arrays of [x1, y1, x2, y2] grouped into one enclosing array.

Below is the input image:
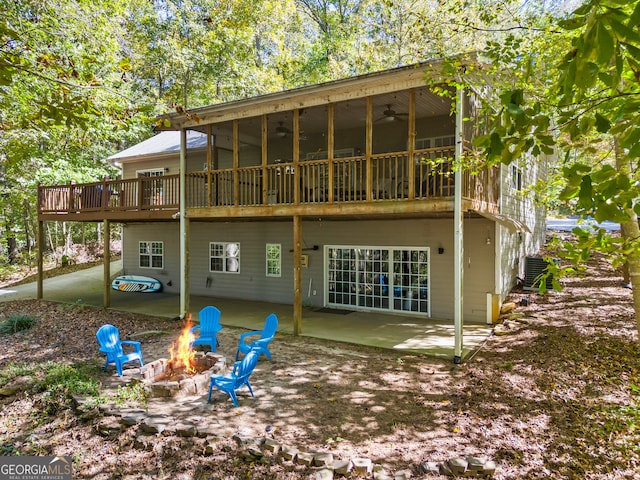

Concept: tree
[[0, 0, 153, 263], [471, 0, 640, 333]]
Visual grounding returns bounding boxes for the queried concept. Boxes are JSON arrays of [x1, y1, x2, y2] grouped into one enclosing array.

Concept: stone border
[[75, 398, 496, 479]]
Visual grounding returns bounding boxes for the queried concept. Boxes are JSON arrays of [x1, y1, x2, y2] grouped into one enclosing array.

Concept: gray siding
[[497, 155, 548, 301], [123, 218, 495, 324], [122, 223, 181, 293], [121, 150, 207, 179]]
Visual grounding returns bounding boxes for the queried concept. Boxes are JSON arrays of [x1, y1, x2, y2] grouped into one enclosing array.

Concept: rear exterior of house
[[38, 58, 547, 336]]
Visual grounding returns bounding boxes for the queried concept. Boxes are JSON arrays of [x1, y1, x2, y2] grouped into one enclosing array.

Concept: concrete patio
[[0, 260, 492, 361]]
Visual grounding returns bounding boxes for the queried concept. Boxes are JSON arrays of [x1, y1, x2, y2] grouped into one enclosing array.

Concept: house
[[37, 57, 547, 362]]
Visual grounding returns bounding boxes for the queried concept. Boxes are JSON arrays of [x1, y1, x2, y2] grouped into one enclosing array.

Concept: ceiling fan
[[376, 104, 408, 123], [275, 122, 291, 138], [275, 121, 307, 140]]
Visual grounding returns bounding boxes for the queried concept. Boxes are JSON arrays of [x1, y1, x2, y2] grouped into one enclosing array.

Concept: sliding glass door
[[326, 246, 429, 315]]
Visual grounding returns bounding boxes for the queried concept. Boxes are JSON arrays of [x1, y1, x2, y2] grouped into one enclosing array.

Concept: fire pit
[[140, 315, 226, 398], [141, 353, 226, 398]]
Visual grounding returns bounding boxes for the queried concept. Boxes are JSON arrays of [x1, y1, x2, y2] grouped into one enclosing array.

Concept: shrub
[[0, 314, 38, 335]]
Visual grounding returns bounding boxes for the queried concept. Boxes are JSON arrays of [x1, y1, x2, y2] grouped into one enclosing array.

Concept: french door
[[137, 169, 165, 206], [326, 246, 430, 315]]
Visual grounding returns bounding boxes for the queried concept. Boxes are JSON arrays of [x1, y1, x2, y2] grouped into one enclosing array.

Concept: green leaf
[[594, 113, 611, 133], [594, 20, 615, 65], [559, 17, 586, 30], [573, 1, 595, 16], [499, 89, 523, 107], [606, 17, 640, 44], [578, 176, 593, 209], [631, 1, 640, 26], [506, 103, 524, 116], [591, 165, 616, 183], [559, 185, 580, 200], [619, 126, 640, 150], [594, 203, 625, 223], [489, 132, 504, 156]]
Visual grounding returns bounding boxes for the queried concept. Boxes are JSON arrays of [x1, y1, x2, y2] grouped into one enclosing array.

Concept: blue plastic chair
[[96, 324, 143, 377], [190, 306, 223, 352], [208, 349, 260, 407], [235, 313, 278, 361]]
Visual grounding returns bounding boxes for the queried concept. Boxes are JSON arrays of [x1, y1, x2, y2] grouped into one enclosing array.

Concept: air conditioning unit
[[523, 256, 556, 291]]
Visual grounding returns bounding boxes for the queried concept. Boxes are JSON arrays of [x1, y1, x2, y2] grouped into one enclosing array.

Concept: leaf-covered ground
[[0, 244, 638, 479]]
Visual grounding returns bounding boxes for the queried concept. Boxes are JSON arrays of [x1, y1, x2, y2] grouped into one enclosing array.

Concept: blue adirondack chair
[[96, 324, 144, 377], [235, 313, 278, 361], [208, 349, 260, 407], [190, 306, 223, 352]]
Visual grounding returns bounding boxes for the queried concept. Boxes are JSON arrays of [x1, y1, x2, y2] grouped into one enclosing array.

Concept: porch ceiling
[[158, 58, 461, 132]]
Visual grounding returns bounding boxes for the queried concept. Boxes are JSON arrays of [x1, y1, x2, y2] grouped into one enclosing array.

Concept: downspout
[[453, 86, 464, 364], [179, 128, 188, 318]]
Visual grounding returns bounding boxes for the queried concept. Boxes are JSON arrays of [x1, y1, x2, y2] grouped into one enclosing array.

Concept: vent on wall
[[523, 256, 555, 291]]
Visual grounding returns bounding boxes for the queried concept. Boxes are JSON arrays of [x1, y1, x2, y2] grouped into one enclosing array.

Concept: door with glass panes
[[326, 246, 429, 315]]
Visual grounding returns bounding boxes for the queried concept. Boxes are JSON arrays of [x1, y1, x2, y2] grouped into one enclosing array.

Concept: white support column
[[179, 128, 189, 318], [103, 219, 111, 309], [453, 86, 465, 364]]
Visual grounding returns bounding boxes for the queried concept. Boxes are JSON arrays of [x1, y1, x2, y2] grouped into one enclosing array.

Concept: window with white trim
[[139, 241, 163, 269], [210, 242, 240, 273], [266, 244, 281, 277]]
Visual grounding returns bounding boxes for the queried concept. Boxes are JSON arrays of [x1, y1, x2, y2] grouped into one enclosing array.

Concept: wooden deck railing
[[38, 175, 180, 215], [186, 147, 499, 208], [39, 147, 500, 217]]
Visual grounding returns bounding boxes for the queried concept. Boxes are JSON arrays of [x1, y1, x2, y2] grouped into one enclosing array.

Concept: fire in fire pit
[[167, 313, 196, 375], [140, 314, 226, 398]]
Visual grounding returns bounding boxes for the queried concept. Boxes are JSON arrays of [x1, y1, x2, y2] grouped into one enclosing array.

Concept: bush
[[0, 314, 38, 335]]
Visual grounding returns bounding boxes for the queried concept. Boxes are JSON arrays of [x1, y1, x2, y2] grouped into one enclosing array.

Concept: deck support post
[[180, 128, 190, 318], [453, 86, 465, 364], [103, 219, 111, 308], [293, 215, 302, 335], [37, 220, 44, 299]]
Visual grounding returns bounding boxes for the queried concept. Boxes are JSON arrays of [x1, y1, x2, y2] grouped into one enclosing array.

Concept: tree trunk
[[615, 139, 640, 335], [4, 212, 18, 265], [23, 200, 32, 257]]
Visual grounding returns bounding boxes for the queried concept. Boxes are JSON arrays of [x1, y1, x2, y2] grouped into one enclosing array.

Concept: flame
[[168, 313, 196, 374]]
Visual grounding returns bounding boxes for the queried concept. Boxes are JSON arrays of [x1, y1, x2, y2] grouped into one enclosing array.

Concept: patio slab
[[0, 260, 492, 361]]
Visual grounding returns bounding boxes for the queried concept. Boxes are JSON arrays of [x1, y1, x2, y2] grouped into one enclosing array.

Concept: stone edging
[[74, 397, 496, 479]]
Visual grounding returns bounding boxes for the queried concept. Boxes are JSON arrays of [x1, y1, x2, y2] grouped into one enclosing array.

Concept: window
[[266, 244, 281, 277], [139, 241, 163, 269], [210, 242, 240, 273], [416, 135, 455, 149], [305, 148, 354, 160], [512, 165, 522, 191]]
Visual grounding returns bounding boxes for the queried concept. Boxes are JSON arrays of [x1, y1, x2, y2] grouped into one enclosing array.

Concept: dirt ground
[[0, 241, 638, 479]]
